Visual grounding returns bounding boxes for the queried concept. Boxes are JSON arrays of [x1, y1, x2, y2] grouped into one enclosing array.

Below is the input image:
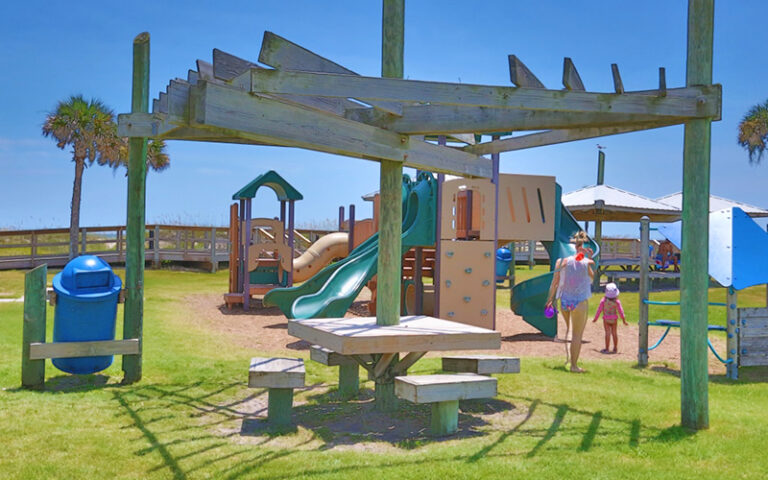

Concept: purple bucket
[[544, 304, 557, 318]]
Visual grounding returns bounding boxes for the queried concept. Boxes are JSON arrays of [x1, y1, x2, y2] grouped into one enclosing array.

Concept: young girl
[[592, 283, 627, 353]]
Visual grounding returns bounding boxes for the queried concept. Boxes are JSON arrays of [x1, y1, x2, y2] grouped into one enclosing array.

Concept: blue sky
[[1, 1, 767, 236]]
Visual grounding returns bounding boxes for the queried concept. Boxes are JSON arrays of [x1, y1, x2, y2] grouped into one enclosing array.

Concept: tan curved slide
[[292, 232, 350, 282]]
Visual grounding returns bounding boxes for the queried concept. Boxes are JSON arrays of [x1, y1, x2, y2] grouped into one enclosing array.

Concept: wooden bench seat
[[442, 355, 520, 375], [249, 357, 305, 425], [395, 373, 497, 436], [309, 345, 372, 399]]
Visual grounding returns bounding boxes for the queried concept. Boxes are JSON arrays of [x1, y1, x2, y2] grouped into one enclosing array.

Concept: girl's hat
[[605, 283, 619, 299]]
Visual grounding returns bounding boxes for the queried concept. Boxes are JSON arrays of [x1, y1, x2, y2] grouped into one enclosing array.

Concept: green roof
[[232, 170, 303, 201]]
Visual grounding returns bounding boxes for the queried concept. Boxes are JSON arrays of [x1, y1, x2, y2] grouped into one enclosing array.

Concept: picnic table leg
[[338, 363, 359, 399], [431, 400, 459, 436]]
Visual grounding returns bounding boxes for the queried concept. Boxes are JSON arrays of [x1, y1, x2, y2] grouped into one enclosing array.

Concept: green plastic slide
[[264, 173, 436, 319], [510, 184, 599, 337]]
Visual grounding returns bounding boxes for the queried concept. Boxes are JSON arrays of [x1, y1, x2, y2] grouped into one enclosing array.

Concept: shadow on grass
[[217, 299, 286, 317], [502, 332, 555, 343], [8, 374, 115, 394]]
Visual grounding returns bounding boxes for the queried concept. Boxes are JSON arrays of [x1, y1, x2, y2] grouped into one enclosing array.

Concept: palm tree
[[43, 95, 118, 259], [737, 99, 768, 164], [43, 95, 171, 259]]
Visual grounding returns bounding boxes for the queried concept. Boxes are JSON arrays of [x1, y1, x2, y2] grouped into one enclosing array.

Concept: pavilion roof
[[562, 184, 681, 222]]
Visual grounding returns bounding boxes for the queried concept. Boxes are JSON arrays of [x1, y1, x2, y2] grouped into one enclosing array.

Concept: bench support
[[267, 388, 294, 425], [431, 400, 459, 436], [338, 363, 360, 399]]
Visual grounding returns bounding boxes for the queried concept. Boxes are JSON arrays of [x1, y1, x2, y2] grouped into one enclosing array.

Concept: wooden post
[[414, 247, 423, 314], [431, 400, 459, 436], [726, 287, 738, 379], [638, 216, 650, 366], [374, 0, 405, 412], [592, 150, 605, 290], [122, 32, 150, 385], [680, 0, 714, 431], [433, 142, 446, 318], [21, 264, 47, 389], [338, 364, 359, 399], [152, 225, 159, 267], [210, 227, 217, 273], [80, 228, 87, 255], [267, 388, 294, 425], [348, 204, 355, 254], [509, 241, 516, 286], [528, 240, 535, 269], [238, 199, 245, 293], [30, 231, 37, 261]]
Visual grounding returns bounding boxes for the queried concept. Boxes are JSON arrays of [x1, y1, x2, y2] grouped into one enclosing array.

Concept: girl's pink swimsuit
[[593, 297, 625, 323]]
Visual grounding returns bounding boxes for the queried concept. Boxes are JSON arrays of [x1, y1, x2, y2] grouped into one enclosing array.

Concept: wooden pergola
[[118, 0, 718, 429]]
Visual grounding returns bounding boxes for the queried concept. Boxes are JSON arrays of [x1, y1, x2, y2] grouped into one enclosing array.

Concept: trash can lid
[[53, 255, 121, 298], [496, 247, 513, 261]]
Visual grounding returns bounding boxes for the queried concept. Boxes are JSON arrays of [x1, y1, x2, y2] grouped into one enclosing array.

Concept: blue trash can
[[495, 247, 513, 282], [52, 255, 122, 375]]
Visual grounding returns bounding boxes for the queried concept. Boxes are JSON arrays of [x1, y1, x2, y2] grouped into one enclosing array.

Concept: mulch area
[[186, 288, 728, 374]]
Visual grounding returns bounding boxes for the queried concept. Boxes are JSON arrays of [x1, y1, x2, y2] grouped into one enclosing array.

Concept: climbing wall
[[438, 177, 495, 330]]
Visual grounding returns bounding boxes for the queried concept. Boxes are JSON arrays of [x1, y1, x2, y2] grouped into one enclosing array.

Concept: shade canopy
[[562, 185, 681, 222], [657, 207, 768, 290], [656, 193, 768, 218], [232, 170, 303, 201]]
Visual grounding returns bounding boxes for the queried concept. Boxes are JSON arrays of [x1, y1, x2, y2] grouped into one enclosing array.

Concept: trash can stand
[[21, 262, 140, 390]]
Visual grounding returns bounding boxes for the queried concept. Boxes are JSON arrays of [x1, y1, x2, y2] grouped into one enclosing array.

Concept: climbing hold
[[445, 280, 452, 287], [464, 267, 472, 274], [482, 280, 490, 286], [463, 296, 471, 303], [446, 251, 454, 258], [481, 309, 488, 315]]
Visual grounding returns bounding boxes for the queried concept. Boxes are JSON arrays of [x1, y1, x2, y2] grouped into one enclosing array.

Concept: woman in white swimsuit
[[545, 231, 594, 373]]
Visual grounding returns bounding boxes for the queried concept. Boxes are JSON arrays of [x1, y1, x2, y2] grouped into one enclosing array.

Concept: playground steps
[[248, 357, 305, 425], [395, 373, 497, 436], [442, 355, 520, 375]]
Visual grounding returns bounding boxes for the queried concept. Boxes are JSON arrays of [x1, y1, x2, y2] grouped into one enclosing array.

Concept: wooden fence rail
[[0, 225, 337, 271]]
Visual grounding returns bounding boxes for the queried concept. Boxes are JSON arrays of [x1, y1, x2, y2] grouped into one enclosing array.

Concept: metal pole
[[492, 135, 500, 329], [243, 199, 252, 309], [288, 201, 295, 287], [726, 287, 738, 379], [338, 206, 345, 232], [122, 32, 150, 384], [638, 216, 650, 366], [348, 204, 356, 254], [680, 0, 714, 430]]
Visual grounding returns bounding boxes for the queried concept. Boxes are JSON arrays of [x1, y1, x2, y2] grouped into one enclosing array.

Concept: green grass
[[1, 268, 768, 479]]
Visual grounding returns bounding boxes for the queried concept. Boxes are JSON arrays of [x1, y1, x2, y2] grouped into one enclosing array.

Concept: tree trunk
[[69, 158, 85, 259]]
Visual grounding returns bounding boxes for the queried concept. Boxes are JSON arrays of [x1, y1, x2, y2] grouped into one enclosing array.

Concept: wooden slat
[[658, 67, 667, 97], [245, 69, 720, 119], [394, 373, 497, 403], [212, 48, 351, 115], [248, 357, 305, 389], [29, 339, 140, 360], [611, 63, 625, 94], [287, 315, 501, 355], [463, 122, 679, 155], [442, 355, 520, 374], [189, 81, 492, 177], [258, 31, 403, 115], [196, 59, 214, 81], [508, 55, 545, 88], [562, 57, 585, 91], [310, 345, 372, 366]]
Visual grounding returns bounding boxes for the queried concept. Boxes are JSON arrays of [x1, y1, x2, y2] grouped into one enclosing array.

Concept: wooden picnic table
[[287, 315, 501, 409]]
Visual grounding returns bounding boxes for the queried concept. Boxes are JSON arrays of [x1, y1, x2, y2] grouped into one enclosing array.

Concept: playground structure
[[116, 0, 720, 429], [638, 207, 768, 379], [225, 170, 377, 309]]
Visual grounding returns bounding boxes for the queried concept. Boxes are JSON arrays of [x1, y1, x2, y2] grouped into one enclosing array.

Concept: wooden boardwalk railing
[[0, 225, 338, 271]]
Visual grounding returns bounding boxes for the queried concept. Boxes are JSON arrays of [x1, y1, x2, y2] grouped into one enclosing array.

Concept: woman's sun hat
[[605, 282, 620, 299]]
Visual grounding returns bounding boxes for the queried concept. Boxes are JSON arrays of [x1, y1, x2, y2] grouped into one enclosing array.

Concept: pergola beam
[[241, 69, 720, 118], [463, 122, 680, 155], [184, 81, 491, 177]]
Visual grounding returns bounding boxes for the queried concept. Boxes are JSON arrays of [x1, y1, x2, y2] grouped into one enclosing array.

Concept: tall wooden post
[[680, 0, 714, 430], [638, 216, 650, 366], [21, 264, 47, 389], [726, 287, 738, 379], [375, 0, 405, 412], [287, 200, 295, 287], [122, 32, 150, 384]]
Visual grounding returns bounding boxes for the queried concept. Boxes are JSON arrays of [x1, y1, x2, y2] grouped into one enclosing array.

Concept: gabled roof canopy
[[562, 184, 681, 222], [232, 170, 303, 201]]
